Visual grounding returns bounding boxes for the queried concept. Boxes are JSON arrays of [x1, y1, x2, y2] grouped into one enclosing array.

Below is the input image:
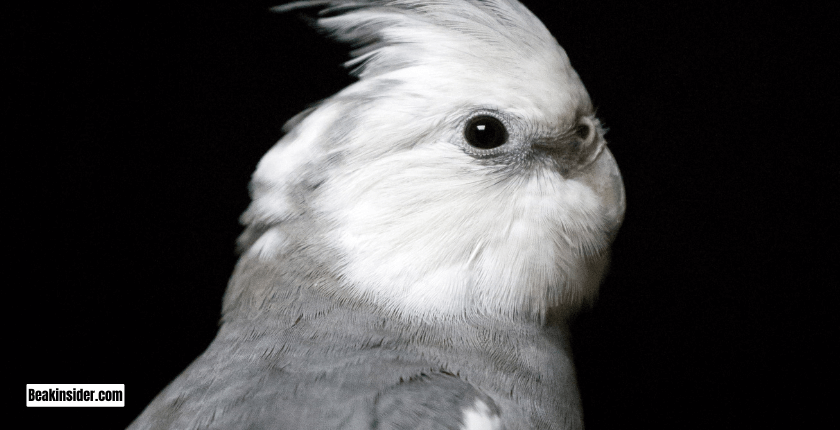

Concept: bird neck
[[221, 248, 574, 328]]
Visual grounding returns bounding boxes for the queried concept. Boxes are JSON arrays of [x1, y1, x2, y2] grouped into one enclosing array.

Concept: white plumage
[[131, 1, 625, 429], [245, 0, 624, 321]]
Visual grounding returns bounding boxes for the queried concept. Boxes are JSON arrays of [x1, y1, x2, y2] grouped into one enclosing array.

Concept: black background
[[14, 1, 834, 429]]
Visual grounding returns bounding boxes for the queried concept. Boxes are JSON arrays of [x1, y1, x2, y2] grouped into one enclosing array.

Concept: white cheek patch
[[460, 399, 503, 430], [316, 141, 610, 318]]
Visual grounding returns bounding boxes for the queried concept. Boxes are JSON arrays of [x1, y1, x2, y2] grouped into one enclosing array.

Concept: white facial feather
[[242, 0, 625, 322]]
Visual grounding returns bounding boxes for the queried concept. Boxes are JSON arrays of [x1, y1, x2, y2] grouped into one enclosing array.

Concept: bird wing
[[128, 327, 502, 430]]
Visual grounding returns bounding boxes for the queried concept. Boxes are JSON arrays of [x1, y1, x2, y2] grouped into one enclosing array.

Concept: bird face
[[242, 0, 625, 322]]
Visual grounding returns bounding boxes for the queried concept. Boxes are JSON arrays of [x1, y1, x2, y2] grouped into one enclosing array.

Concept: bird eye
[[464, 115, 508, 149]]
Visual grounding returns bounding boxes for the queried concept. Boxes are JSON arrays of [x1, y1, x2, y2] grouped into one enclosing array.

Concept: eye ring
[[464, 114, 508, 150]]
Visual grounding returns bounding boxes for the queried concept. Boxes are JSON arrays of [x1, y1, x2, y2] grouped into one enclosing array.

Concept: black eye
[[464, 115, 508, 149]]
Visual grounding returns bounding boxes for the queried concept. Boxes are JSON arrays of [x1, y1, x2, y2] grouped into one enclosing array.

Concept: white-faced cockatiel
[[129, 0, 625, 429]]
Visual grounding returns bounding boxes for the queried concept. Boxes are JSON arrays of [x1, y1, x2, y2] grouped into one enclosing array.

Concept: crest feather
[[274, 0, 568, 80]]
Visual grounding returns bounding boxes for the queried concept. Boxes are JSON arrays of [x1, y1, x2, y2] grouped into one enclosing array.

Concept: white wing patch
[[460, 399, 503, 430]]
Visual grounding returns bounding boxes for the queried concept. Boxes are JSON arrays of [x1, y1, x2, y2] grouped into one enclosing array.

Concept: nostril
[[575, 123, 591, 141], [574, 115, 602, 145]]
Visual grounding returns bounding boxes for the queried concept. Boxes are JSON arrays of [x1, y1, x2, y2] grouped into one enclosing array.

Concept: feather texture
[[130, 1, 625, 429], [241, 0, 624, 322]]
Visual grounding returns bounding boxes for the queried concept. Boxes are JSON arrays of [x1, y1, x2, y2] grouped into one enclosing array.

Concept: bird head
[[237, 0, 625, 323]]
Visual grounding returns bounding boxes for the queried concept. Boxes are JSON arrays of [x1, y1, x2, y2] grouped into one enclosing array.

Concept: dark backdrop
[[14, 1, 834, 428]]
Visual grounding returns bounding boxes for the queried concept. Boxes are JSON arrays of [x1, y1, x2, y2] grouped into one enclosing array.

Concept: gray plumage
[[131, 254, 581, 429], [129, 1, 625, 429]]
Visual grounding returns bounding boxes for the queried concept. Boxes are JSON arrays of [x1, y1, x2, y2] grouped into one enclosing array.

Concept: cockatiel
[[129, 0, 625, 429]]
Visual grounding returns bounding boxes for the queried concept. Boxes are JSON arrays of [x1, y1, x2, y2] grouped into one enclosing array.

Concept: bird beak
[[531, 115, 626, 236], [578, 146, 626, 238]]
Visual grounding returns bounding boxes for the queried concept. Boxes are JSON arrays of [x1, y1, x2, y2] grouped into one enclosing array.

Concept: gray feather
[[129, 253, 583, 429]]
